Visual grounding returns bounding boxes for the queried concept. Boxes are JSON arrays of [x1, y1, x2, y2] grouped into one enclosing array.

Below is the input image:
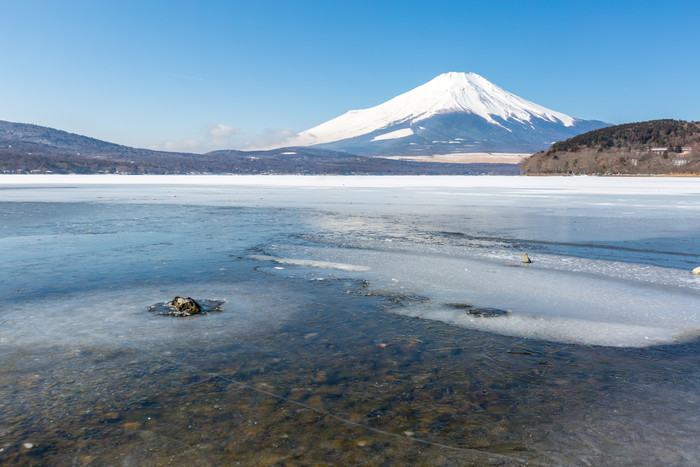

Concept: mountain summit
[[284, 72, 608, 156]]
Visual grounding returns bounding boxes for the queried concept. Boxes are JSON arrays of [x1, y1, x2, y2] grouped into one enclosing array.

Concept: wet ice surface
[[1, 175, 700, 465]]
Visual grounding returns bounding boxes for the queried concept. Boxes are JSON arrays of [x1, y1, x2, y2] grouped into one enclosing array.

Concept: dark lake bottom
[[2, 273, 699, 465]]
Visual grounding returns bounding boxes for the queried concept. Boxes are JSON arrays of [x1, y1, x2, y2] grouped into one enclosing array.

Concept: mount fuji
[[282, 72, 608, 156]]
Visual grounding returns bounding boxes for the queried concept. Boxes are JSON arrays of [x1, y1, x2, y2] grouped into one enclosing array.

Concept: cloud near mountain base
[[243, 128, 299, 151], [155, 125, 298, 153], [156, 123, 241, 153]]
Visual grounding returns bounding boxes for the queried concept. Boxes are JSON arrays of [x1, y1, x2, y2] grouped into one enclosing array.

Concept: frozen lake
[[1, 175, 700, 465]]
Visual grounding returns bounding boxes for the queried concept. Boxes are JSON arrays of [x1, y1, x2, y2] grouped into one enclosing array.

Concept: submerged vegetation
[[522, 120, 700, 175]]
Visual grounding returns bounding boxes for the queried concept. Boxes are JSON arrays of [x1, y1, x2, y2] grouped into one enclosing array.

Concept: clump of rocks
[[170, 296, 201, 315], [149, 296, 221, 317]]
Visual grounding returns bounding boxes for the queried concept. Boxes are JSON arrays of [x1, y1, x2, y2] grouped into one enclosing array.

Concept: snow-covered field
[[3, 173, 699, 190]]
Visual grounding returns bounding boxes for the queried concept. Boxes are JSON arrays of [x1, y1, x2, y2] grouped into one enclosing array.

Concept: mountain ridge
[[0, 119, 517, 175], [280, 72, 609, 155]]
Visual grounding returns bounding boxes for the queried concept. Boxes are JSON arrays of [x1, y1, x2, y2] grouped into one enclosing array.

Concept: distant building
[[651, 147, 668, 152], [681, 146, 692, 154]]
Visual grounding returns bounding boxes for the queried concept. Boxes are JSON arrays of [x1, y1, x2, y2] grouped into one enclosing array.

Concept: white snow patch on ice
[[248, 254, 371, 272], [413, 308, 682, 348], [266, 244, 700, 348]]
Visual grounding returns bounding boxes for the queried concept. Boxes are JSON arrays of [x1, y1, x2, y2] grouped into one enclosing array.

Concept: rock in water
[[148, 298, 224, 316], [692, 267, 700, 275], [522, 253, 532, 264], [170, 296, 201, 315]]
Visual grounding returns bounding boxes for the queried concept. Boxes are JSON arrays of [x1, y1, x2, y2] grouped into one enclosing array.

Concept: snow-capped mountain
[[283, 72, 608, 155]]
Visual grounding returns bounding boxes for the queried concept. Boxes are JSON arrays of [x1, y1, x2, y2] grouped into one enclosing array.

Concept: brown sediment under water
[[2, 276, 699, 466]]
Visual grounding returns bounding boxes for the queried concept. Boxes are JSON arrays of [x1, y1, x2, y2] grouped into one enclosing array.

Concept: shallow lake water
[[1, 175, 699, 465]]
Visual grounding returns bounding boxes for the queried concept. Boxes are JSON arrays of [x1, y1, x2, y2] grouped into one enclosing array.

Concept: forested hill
[[547, 120, 700, 154], [521, 120, 700, 175]]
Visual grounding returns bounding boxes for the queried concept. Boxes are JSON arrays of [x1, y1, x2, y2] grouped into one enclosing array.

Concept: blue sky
[[1, 0, 698, 152]]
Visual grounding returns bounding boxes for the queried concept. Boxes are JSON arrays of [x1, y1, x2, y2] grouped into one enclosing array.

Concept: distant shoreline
[[2, 174, 700, 194], [522, 173, 700, 178], [377, 153, 532, 164]]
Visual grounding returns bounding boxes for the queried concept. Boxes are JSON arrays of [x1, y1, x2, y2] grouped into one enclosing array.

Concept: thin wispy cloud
[[155, 123, 241, 153], [207, 123, 238, 140], [244, 128, 298, 150]]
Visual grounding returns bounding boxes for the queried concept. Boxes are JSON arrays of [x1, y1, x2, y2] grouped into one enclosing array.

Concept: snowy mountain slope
[[283, 72, 608, 155]]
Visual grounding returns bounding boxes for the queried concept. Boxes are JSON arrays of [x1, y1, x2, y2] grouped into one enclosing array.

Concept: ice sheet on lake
[[0, 282, 306, 349], [258, 244, 700, 347], [2, 174, 699, 348], [3, 173, 700, 193]]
